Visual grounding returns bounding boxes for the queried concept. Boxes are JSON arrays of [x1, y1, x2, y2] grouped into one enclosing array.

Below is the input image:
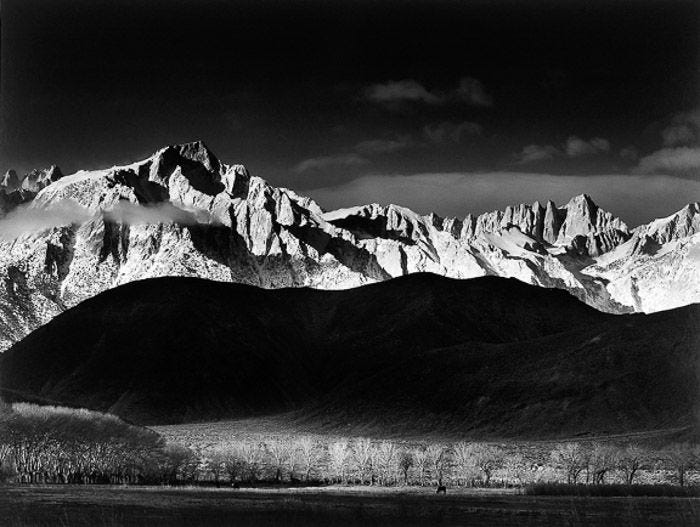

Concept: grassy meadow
[[2, 485, 700, 527]]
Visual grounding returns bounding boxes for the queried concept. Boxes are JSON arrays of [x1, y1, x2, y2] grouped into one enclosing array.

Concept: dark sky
[[1, 0, 699, 224]]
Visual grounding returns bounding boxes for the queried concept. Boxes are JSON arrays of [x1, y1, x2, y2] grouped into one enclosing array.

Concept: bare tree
[[503, 452, 530, 486], [239, 441, 264, 484], [462, 442, 502, 486], [663, 442, 700, 487], [217, 442, 245, 484], [328, 439, 350, 484], [397, 449, 413, 486], [426, 444, 449, 486], [413, 446, 429, 486], [267, 439, 291, 482], [352, 437, 374, 485], [617, 444, 646, 485], [205, 448, 226, 487], [296, 436, 319, 482], [452, 441, 473, 487], [376, 441, 396, 486], [551, 442, 586, 484], [588, 443, 618, 484], [158, 444, 197, 485]]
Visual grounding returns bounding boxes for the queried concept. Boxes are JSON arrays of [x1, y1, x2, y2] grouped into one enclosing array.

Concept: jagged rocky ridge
[[0, 141, 698, 350], [0, 166, 64, 215]]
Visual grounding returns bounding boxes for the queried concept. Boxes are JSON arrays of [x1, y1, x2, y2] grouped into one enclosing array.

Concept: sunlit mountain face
[[1, 141, 700, 353]]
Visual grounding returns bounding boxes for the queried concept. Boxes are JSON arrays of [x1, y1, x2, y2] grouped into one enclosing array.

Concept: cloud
[[516, 136, 612, 163], [454, 77, 493, 107], [364, 77, 492, 108], [423, 121, 483, 143], [354, 136, 413, 154], [293, 153, 370, 174], [636, 146, 700, 176], [103, 201, 212, 225], [306, 171, 700, 227], [0, 200, 214, 241], [565, 136, 610, 157], [634, 109, 700, 175], [296, 137, 412, 175], [516, 144, 561, 164], [364, 80, 441, 105], [662, 124, 696, 147], [661, 109, 700, 147], [0, 200, 92, 241], [619, 146, 639, 161]]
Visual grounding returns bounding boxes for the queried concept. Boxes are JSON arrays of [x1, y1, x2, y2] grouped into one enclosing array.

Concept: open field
[[1, 485, 700, 527]]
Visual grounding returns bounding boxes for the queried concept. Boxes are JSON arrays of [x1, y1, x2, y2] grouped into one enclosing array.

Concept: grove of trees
[[1, 402, 699, 489], [0, 402, 195, 485]]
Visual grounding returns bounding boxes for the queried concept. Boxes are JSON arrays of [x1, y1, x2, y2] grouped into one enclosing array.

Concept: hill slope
[[1, 274, 698, 437]]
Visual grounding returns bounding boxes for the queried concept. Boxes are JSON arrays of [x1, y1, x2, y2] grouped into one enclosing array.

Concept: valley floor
[[1, 485, 700, 526]]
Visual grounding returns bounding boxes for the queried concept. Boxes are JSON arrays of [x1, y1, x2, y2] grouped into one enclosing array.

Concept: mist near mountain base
[[0, 200, 214, 241]]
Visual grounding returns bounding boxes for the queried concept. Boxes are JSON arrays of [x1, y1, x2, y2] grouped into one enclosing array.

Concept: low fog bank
[[0, 200, 215, 241]]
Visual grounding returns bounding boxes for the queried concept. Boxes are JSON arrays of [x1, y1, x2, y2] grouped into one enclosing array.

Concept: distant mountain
[[1, 274, 698, 438], [0, 141, 698, 350], [0, 165, 63, 214]]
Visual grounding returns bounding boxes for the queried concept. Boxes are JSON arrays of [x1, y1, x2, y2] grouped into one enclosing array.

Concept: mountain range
[[0, 140, 699, 351], [2, 273, 698, 437]]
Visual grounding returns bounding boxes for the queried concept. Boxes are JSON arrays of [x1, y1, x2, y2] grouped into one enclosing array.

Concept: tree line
[[198, 436, 700, 488], [0, 402, 194, 484], [1, 402, 698, 488]]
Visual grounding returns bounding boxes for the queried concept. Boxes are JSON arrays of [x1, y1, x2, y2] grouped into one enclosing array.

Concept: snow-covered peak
[[635, 202, 700, 245], [564, 193, 595, 209], [324, 202, 430, 242], [557, 193, 628, 245]]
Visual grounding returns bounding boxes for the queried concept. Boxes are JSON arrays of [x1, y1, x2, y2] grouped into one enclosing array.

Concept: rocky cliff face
[[1, 166, 64, 215], [582, 202, 700, 312], [0, 141, 696, 350]]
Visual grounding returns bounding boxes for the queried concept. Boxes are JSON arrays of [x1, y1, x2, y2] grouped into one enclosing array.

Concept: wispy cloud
[[516, 136, 612, 164], [423, 121, 483, 143], [364, 79, 441, 105], [364, 77, 492, 109], [454, 77, 492, 107], [293, 153, 370, 174], [619, 146, 639, 161], [354, 136, 413, 154], [636, 146, 700, 176], [516, 144, 560, 164], [0, 200, 213, 241], [104, 201, 212, 225], [295, 136, 413, 175], [0, 200, 92, 240], [662, 124, 696, 147], [661, 109, 700, 147], [631, 109, 700, 176], [565, 136, 610, 157]]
